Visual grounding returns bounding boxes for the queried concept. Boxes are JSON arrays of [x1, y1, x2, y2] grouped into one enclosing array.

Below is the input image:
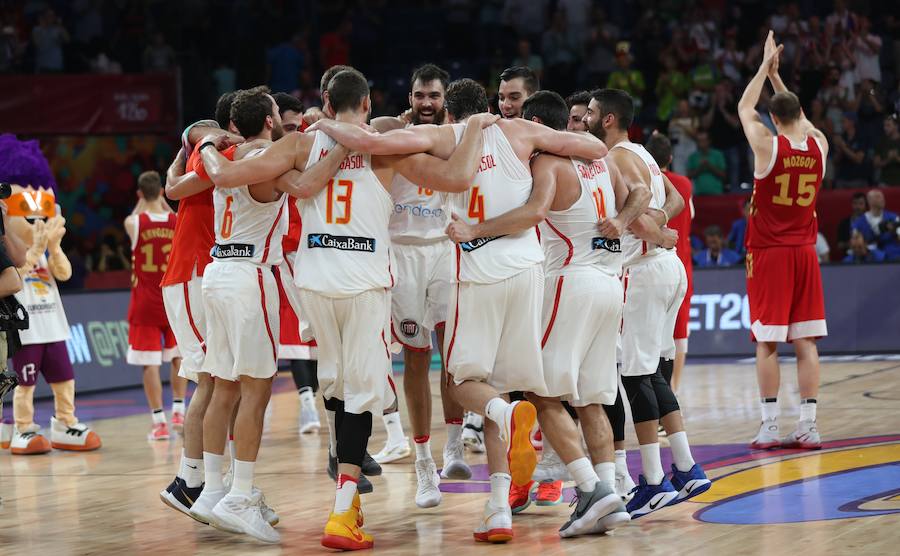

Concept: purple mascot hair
[[0, 133, 58, 191]]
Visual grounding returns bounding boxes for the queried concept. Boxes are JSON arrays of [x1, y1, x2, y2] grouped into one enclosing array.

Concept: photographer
[[1, 184, 27, 441]]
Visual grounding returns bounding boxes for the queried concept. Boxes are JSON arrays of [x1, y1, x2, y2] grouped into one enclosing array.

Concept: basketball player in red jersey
[[646, 133, 694, 392], [738, 32, 828, 450], [124, 171, 185, 441]]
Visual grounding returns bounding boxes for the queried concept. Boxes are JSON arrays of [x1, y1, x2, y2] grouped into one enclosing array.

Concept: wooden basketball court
[[2, 358, 899, 555]]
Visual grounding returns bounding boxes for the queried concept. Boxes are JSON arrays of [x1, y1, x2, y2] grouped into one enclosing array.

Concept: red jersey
[[160, 143, 228, 287], [129, 212, 177, 326], [665, 170, 693, 274], [282, 197, 301, 254], [747, 135, 824, 249]]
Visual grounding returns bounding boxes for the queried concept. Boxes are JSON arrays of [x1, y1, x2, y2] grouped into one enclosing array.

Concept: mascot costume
[[0, 133, 101, 454]]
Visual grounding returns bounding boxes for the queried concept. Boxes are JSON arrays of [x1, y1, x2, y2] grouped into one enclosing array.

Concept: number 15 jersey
[[747, 134, 825, 249], [294, 131, 394, 297]]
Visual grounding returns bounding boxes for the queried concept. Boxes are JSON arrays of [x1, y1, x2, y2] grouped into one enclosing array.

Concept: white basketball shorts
[[162, 269, 206, 383], [390, 241, 452, 352]]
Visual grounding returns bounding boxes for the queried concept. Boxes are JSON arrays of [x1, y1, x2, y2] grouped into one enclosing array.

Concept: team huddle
[[125, 31, 828, 550]]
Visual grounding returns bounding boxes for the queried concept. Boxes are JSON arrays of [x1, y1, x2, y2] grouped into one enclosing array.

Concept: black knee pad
[[290, 359, 319, 392], [337, 411, 373, 467], [603, 389, 626, 442], [651, 368, 680, 418], [659, 357, 674, 386], [621, 374, 660, 423], [323, 397, 344, 412], [562, 400, 578, 421]]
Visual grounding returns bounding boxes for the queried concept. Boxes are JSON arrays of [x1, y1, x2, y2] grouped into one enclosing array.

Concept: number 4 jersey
[[128, 211, 177, 326], [747, 134, 825, 249], [294, 131, 394, 297]]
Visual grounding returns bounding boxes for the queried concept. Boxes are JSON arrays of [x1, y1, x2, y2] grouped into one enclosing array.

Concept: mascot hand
[[31, 219, 49, 252], [46, 216, 67, 250]]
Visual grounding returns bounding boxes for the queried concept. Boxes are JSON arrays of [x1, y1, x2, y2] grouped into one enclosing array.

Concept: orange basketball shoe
[[148, 422, 170, 442], [500, 401, 538, 487], [321, 508, 374, 551], [51, 417, 102, 451]]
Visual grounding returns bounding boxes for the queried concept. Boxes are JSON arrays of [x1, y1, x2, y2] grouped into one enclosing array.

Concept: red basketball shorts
[[127, 323, 179, 365], [746, 244, 827, 343]]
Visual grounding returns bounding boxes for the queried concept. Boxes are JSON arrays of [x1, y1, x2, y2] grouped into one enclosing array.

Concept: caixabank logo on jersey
[[308, 233, 375, 252], [211, 243, 255, 258], [459, 235, 505, 252], [592, 237, 621, 253]]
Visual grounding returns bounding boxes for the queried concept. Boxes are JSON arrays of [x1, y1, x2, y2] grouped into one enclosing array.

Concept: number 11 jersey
[[294, 130, 394, 297]]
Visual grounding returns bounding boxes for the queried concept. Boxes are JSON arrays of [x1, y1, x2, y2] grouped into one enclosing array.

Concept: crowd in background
[[2, 0, 900, 275]]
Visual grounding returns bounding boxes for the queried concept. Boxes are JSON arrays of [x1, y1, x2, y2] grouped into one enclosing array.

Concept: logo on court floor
[[400, 319, 418, 337]]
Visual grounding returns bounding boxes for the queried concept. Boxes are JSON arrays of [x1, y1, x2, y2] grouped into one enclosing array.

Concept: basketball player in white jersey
[[365, 63, 472, 507], [189, 87, 352, 543], [584, 89, 710, 519], [310, 78, 609, 543], [447, 90, 651, 536], [199, 68, 498, 550]]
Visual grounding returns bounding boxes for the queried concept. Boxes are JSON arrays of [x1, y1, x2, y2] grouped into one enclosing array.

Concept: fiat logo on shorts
[[400, 320, 419, 337]]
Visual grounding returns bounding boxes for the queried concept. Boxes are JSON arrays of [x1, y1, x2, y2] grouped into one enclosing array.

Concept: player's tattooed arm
[[274, 143, 351, 199], [185, 122, 241, 151], [446, 153, 557, 244], [393, 114, 498, 192], [200, 132, 301, 188]]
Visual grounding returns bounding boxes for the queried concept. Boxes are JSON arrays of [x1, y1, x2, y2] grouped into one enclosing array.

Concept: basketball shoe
[[9, 425, 51, 455], [509, 480, 536, 514], [615, 468, 636, 503], [440, 437, 472, 480], [749, 419, 781, 450], [536, 480, 564, 506], [626, 475, 678, 519], [322, 507, 373, 551], [171, 411, 185, 435], [162, 478, 204, 516], [669, 463, 712, 502], [473, 500, 513, 543], [0, 419, 14, 449], [462, 412, 485, 453], [189, 488, 227, 526], [498, 401, 538, 486], [586, 506, 631, 535], [782, 420, 821, 450], [148, 422, 170, 441], [414, 458, 442, 508], [212, 491, 280, 543], [559, 482, 622, 538], [298, 399, 321, 434], [372, 437, 410, 464], [50, 417, 101, 451]]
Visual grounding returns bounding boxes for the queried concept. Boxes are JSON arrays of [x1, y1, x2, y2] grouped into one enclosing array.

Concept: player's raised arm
[[518, 118, 608, 160], [392, 113, 498, 192], [274, 144, 351, 199], [446, 152, 558, 244], [767, 49, 829, 158], [739, 31, 782, 154], [200, 132, 305, 188]]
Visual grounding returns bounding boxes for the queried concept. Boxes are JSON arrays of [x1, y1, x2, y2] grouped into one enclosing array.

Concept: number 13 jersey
[[747, 134, 825, 249], [294, 130, 394, 297]]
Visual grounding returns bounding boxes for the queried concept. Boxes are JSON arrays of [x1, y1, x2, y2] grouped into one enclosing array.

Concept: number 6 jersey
[[747, 134, 825, 249], [294, 131, 394, 297]]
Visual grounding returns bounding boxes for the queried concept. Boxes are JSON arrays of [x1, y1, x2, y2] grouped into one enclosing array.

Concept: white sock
[[800, 398, 817, 422], [184, 456, 204, 488], [227, 438, 236, 460], [231, 459, 254, 497], [334, 474, 358, 514], [152, 409, 166, 424], [383, 412, 405, 446], [594, 462, 616, 493], [761, 398, 779, 421], [484, 397, 510, 426], [614, 449, 628, 476], [415, 437, 432, 461], [446, 422, 462, 445], [299, 387, 315, 407], [172, 399, 185, 415], [177, 448, 187, 479], [489, 472, 511, 508], [639, 443, 664, 485], [668, 431, 696, 472], [325, 408, 337, 457], [203, 452, 224, 491], [566, 457, 598, 492]]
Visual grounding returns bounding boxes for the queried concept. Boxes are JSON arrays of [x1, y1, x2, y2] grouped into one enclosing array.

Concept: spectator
[[32, 8, 69, 73], [715, 29, 745, 83], [688, 130, 727, 195], [656, 53, 691, 123], [853, 16, 882, 84], [503, 0, 550, 44], [843, 230, 885, 263], [851, 79, 886, 146], [702, 79, 742, 189], [90, 49, 123, 74], [94, 234, 130, 272], [607, 41, 645, 112], [727, 199, 750, 255], [213, 58, 237, 98], [320, 17, 352, 70], [816, 232, 831, 263], [1, 25, 25, 73], [694, 225, 741, 267], [818, 65, 850, 134], [833, 113, 870, 188], [837, 192, 869, 254], [556, 0, 591, 45], [541, 11, 576, 91], [852, 189, 899, 246], [668, 99, 699, 175], [874, 114, 900, 186], [581, 6, 619, 88], [142, 32, 176, 72], [267, 33, 307, 93], [512, 38, 543, 81]]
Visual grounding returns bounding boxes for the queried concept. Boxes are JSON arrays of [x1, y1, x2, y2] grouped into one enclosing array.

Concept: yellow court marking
[[693, 443, 900, 503]]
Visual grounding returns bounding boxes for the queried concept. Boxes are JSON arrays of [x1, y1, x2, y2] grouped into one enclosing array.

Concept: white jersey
[[294, 131, 394, 297], [211, 148, 288, 266], [448, 123, 544, 284], [613, 141, 669, 267], [541, 157, 622, 278], [389, 124, 450, 244], [16, 253, 70, 345]]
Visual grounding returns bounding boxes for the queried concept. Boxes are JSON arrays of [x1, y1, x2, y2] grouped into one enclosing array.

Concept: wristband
[[199, 141, 217, 152]]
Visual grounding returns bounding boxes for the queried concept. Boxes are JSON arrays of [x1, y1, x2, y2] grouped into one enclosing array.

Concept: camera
[[0, 182, 11, 200], [0, 368, 16, 400]]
